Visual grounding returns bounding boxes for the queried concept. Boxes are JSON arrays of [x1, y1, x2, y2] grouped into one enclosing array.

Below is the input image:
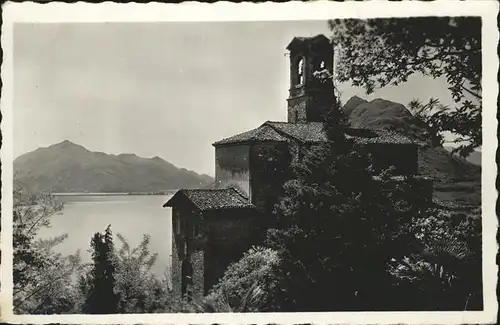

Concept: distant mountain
[[343, 96, 481, 207], [14, 140, 213, 193], [344, 96, 414, 130]]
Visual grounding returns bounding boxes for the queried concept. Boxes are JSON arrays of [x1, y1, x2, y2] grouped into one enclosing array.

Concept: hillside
[[343, 96, 481, 207], [14, 140, 213, 193], [444, 146, 481, 166], [465, 150, 481, 166]]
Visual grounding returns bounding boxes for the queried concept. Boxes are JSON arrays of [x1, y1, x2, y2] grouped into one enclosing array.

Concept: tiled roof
[[267, 122, 413, 145], [213, 124, 288, 146], [266, 122, 327, 143], [163, 187, 255, 211], [287, 35, 330, 50], [212, 121, 413, 147], [344, 128, 413, 145]]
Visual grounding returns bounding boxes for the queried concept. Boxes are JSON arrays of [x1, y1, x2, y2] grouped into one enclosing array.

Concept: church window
[[320, 61, 325, 69], [294, 110, 299, 122]]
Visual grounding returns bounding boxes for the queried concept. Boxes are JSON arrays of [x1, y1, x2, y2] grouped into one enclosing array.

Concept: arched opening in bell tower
[[297, 58, 304, 85]]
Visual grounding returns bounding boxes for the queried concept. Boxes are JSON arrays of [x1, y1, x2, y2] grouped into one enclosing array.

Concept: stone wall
[[215, 145, 251, 197], [170, 230, 182, 296], [287, 88, 334, 124], [250, 142, 292, 214], [287, 96, 308, 123], [171, 204, 256, 298], [170, 203, 206, 299], [202, 209, 256, 293], [189, 250, 205, 299]]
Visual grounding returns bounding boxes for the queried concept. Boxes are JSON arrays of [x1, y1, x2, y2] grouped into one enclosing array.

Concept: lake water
[[38, 195, 173, 279]]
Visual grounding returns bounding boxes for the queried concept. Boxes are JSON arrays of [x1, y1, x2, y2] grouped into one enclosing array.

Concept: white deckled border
[[1, 1, 498, 324]]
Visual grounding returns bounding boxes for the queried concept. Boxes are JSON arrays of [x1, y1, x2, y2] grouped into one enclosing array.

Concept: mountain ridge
[[14, 140, 213, 193]]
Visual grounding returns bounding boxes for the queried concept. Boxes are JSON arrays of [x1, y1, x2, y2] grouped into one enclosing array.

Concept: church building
[[163, 34, 432, 299]]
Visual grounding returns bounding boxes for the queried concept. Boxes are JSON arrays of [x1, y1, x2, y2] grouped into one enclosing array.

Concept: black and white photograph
[[1, 2, 498, 324]]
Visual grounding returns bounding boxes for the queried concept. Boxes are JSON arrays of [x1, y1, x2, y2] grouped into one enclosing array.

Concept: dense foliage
[[13, 184, 81, 314], [263, 107, 426, 311], [201, 246, 281, 312], [389, 208, 482, 310], [329, 17, 481, 157]]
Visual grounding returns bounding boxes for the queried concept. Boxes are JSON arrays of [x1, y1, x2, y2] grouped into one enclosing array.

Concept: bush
[[203, 246, 281, 312], [388, 208, 482, 310]]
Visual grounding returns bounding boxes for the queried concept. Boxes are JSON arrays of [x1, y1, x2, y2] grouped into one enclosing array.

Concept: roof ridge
[[265, 120, 287, 124], [214, 123, 289, 146], [228, 186, 250, 202], [166, 186, 255, 211], [182, 188, 230, 193], [183, 186, 249, 194], [212, 127, 259, 145], [263, 121, 307, 144]]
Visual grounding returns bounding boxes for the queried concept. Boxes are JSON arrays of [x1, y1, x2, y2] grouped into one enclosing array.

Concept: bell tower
[[286, 35, 335, 123]]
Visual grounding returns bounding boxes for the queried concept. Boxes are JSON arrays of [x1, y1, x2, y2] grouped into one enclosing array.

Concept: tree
[[112, 233, 170, 313], [13, 184, 81, 314], [328, 17, 481, 157], [264, 104, 424, 311], [82, 225, 119, 314]]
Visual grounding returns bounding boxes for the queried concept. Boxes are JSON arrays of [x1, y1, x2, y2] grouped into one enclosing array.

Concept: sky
[[14, 21, 460, 176]]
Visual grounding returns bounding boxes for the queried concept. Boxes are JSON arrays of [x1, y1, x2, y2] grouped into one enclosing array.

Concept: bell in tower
[[286, 34, 335, 124]]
